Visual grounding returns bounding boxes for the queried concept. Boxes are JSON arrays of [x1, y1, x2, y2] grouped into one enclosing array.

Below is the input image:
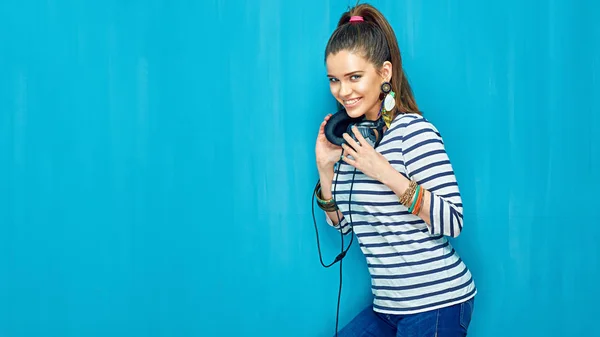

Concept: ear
[[380, 61, 393, 83]]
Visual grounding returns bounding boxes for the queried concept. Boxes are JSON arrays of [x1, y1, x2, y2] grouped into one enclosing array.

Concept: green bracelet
[[314, 182, 338, 212], [407, 185, 421, 213]]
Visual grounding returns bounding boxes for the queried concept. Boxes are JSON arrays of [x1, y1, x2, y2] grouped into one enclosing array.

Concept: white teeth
[[345, 98, 360, 105]]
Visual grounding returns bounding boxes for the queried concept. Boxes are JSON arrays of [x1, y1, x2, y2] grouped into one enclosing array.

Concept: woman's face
[[326, 50, 392, 120]]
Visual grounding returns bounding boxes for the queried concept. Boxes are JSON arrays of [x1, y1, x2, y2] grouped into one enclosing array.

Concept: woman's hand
[[315, 114, 343, 173], [341, 126, 394, 183]]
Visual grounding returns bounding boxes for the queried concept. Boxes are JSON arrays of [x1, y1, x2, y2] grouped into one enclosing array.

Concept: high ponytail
[[325, 3, 420, 117]]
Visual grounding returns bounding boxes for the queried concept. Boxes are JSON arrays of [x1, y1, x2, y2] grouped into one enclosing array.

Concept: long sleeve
[[324, 213, 352, 235], [401, 117, 464, 237]]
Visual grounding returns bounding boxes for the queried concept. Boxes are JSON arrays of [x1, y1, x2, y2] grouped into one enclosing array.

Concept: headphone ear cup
[[324, 109, 362, 146], [354, 120, 386, 148], [346, 122, 377, 148], [346, 123, 366, 144]]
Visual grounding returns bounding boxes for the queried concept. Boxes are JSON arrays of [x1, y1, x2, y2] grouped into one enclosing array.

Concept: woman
[[314, 3, 477, 336]]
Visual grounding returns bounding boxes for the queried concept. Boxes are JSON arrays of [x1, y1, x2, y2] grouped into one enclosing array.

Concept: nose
[[338, 81, 352, 98]]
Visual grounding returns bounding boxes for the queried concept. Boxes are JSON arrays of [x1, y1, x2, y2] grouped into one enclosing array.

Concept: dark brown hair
[[324, 3, 420, 116]]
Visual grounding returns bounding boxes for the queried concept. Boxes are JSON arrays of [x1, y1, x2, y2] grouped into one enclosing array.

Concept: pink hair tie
[[349, 16, 364, 22]]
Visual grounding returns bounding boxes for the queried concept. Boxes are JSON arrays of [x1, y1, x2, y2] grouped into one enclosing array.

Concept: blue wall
[[1, 1, 599, 336]]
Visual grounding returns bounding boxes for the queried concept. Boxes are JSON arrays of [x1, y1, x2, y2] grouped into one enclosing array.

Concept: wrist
[[318, 164, 335, 179], [318, 167, 335, 199], [380, 164, 407, 189]]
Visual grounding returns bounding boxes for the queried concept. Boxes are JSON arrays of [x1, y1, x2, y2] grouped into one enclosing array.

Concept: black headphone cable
[[312, 147, 358, 337]]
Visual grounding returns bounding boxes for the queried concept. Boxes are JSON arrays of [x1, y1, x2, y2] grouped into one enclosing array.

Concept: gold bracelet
[[399, 180, 418, 206]]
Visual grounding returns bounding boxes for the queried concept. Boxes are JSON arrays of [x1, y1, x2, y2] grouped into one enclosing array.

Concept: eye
[[350, 74, 362, 81], [328, 77, 339, 83]]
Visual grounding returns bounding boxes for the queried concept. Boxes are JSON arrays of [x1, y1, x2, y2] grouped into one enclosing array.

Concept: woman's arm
[[381, 117, 464, 238], [380, 167, 433, 225], [318, 166, 351, 234]]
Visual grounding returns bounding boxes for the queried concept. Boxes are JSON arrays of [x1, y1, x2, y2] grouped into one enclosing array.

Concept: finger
[[341, 143, 358, 158], [319, 114, 332, 133], [341, 153, 357, 167], [319, 118, 328, 134], [342, 132, 360, 151], [351, 126, 372, 149]]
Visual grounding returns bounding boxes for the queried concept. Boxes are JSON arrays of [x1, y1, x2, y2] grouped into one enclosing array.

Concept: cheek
[[329, 83, 338, 97], [357, 80, 379, 100]]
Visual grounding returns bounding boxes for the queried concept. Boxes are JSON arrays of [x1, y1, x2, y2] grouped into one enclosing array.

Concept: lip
[[343, 97, 362, 108]]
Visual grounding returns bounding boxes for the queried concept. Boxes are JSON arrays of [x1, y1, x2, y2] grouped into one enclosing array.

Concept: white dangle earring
[[379, 82, 396, 128]]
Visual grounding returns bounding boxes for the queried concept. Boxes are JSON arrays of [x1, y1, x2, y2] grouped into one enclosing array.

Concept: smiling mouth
[[343, 98, 361, 107]]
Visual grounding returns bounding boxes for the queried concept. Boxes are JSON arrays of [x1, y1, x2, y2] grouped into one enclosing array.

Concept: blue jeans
[[337, 297, 474, 337]]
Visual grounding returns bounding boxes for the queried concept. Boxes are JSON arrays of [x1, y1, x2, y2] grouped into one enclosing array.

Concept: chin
[[344, 109, 365, 119], [341, 103, 368, 118]]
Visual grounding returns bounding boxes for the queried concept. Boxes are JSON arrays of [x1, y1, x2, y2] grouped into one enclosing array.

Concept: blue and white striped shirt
[[326, 113, 477, 315]]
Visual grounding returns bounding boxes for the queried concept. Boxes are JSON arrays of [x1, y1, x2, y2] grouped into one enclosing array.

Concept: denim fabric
[[337, 297, 474, 337]]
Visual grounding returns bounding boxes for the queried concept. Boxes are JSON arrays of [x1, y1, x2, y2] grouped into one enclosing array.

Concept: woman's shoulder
[[379, 112, 448, 158], [387, 112, 441, 137]]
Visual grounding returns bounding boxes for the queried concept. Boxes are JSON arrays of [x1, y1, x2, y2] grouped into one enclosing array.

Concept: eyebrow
[[327, 70, 364, 78]]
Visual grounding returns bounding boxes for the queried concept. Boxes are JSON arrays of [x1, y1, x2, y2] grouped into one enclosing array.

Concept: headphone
[[324, 108, 386, 148], [313, 107, 386, 337]]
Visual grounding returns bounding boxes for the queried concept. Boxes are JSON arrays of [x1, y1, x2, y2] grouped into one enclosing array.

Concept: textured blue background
[[1, 1, 599, 336]]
